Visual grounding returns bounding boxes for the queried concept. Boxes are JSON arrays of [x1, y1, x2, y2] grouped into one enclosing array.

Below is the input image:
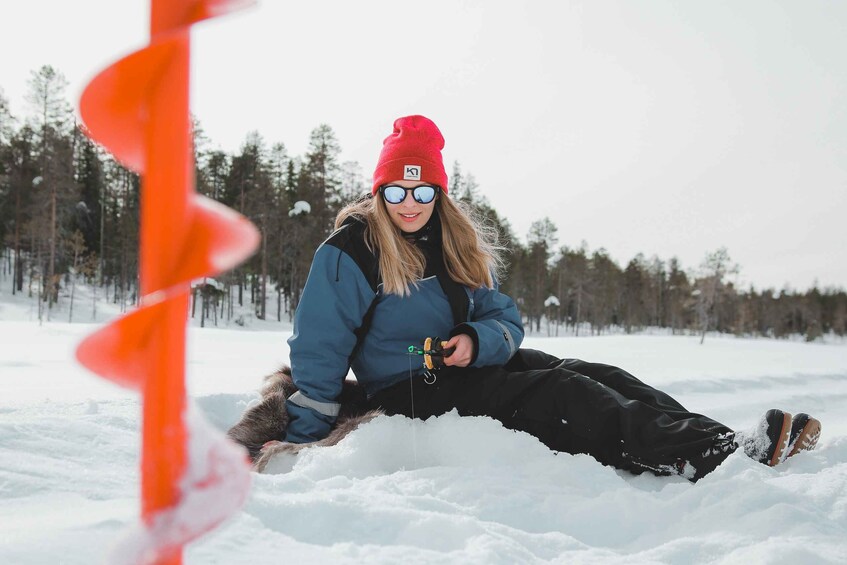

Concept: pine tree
[[695, 248, 739, 343], [73, 129, 104, 263], [463, 172, 480, 203], [301, 123, 342, 230], [525, 218, 558, 332], [267, 142, 290, 321], [0, 87, 13, 270], [339, 160, 365, 204], [25, 65, 74, 312], [284, 125, 343, 313], [4, 127, 38, 294], [450, 161, 464, 198], [101, 159, 140, 311], [557, 243, 591, 335], [224, 131, 266, 307], [622, 256, 646, 333], [666, 258, 690, 334], [589, 248, 622, 334], [646, 256, 666, 327]]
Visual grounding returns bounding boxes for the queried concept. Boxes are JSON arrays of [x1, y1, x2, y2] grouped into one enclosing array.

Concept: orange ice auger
[[76, 1, 258, 563]]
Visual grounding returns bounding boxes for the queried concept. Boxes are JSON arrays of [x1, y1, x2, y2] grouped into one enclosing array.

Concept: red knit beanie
[[372, 115, 449, 195]]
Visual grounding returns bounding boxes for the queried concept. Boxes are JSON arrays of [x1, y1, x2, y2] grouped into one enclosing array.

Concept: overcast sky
[[2, 0, 845, 291]]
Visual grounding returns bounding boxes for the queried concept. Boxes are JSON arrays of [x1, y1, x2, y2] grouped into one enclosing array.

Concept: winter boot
[[786, 413, 821, 458], [738, 409, 792, 467]]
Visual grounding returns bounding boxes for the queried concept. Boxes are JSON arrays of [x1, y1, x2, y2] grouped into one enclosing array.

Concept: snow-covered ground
[[1, 291, 846, 563]]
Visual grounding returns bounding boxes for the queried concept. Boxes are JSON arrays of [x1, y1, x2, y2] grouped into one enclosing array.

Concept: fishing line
[[408, 352, 418, 468], [405, 339, 451, 469]]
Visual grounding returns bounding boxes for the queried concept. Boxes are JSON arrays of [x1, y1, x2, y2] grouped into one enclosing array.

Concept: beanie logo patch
[[403, 165, 421, 180]]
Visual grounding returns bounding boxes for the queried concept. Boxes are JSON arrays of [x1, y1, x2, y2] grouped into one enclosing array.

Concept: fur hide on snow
[[226, 366, 382, 473]]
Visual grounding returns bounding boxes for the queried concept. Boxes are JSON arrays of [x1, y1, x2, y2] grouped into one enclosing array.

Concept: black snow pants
[[367, 348, 737, 481]]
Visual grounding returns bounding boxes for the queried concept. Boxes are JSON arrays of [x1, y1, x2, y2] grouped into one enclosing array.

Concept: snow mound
[[230, 411, 847, 564]]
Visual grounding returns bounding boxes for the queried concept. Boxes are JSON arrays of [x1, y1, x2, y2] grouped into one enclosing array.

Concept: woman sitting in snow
[[229, 115, 820, 481]]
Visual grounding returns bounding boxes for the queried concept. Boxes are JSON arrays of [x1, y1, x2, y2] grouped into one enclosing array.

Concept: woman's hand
[[442, 334, 474, 367]]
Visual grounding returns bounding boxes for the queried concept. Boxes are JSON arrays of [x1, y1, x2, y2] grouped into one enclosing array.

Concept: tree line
[[1, 65, 845, 340]]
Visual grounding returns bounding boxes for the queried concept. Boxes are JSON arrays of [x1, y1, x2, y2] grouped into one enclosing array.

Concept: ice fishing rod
[[408, 336, 456, 384]]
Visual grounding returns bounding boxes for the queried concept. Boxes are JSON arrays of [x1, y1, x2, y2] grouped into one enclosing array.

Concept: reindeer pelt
[[226, 366, 382, 472]]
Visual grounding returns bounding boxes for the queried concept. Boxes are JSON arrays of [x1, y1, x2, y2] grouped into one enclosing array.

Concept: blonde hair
[[335, 194, 503, 296]]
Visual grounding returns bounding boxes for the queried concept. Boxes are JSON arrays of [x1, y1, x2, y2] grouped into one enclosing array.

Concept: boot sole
[[787, 417, 821, 458], [768, 412, 792, 467]]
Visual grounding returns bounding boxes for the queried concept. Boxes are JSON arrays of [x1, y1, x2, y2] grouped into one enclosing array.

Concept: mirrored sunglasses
[[380, 184, 439, 205]]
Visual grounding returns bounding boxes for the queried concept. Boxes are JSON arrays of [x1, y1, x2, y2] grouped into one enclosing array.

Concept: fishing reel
[[407, 336, 456, 384]]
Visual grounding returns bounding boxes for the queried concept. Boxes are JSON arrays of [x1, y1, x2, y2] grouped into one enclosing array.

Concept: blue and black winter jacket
[[284, 213, 525, 443]]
